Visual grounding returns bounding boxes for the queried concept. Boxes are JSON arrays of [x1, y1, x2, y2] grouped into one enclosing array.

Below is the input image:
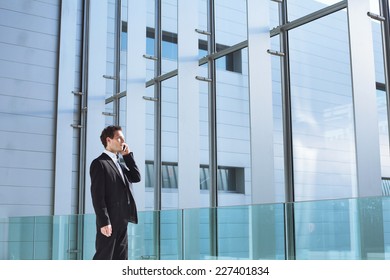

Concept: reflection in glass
[[371, 11, 385, 84], [376, 90, 390, 178], [161, 0, 178, 74], [120, 0, 128, 93], [3, 197, 390, 259], [161, 77, 178, 209], [199, 62, 210, 207], [370, 0, 389, 182], [215, 0, 247, 47], [295, 197, 387, 260], [104, 101, 114, 126], [105, 0, 119, 99], [146, 0, 155, 82], [145, 85, 155, 210], [269, 0, 280, 29], [216, 48, 251, 206], [295, 199, 353, 259], [198, 0, 208, 59], [289, 10, 357, 201], [287, 0, 341, 22], [271, 35, 285, 202], [119, 96, 127, 132]]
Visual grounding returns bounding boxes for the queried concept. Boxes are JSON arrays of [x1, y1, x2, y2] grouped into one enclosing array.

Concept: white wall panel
[[0, 77, 55, 101], [54, 0, 81, 215], [0, 25, 57, 51], [348, 0, 382, 196], [0, 167, 52, 188], [0, 43, 57, 67], [0, 95, 55, 118], [0, 113, 53, 134], [0, 0, 60, 218], [0, 60, 57, 84]]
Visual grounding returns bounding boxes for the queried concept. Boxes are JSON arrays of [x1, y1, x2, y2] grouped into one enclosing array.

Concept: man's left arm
[[122, 152, 141, 183]]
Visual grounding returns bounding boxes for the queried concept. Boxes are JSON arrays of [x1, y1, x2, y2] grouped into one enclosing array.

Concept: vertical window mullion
[[280, 0, 296, 261], [114, 0, 121, 125], [380, 0, 390, 145]]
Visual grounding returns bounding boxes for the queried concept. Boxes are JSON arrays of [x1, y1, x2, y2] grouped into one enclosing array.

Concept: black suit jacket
[[90, 152, 141, 229]]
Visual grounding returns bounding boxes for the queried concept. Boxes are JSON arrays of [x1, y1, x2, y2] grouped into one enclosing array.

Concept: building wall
[[0, 0, 388, 219], [0, 0, 61, 217]]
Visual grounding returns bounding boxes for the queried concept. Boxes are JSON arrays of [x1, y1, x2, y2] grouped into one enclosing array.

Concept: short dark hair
[[100, 125, 122, 147]]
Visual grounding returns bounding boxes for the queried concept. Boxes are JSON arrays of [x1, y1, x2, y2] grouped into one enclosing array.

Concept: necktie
[[115, 158, 125, 183]]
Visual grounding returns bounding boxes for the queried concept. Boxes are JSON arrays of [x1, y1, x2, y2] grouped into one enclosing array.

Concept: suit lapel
[[101, 153, 126, 186]]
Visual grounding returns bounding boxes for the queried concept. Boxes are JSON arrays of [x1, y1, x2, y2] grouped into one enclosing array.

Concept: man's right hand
[[100, 225, 112, 237]]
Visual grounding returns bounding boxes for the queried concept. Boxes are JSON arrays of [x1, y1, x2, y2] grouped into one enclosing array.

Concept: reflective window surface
[[216, 48, 251, 206], [270, 34, 286, 203], [288, 9, 357, 201], [370, 0, 385, 84], [2, 0, 390, 261], [161, 77, 179, 209], [287, 0, 341, 22], [377, 89, 390, 179], [215, 0, 247, 47], [162, 0, 178, 74], [2, 196, 389, 260]]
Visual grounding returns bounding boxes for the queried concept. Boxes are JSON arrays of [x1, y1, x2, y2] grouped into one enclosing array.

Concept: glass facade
[[289, 9, 357, 201], [1, 196, 389, 260], [1, 0, 390, 260]]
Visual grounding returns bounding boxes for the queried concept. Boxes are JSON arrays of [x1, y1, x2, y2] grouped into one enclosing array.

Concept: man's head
[[100, 125, 125, 153]]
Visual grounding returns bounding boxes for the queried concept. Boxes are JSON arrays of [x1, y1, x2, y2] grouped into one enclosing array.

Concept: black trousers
[[93, 224, 128, 260]]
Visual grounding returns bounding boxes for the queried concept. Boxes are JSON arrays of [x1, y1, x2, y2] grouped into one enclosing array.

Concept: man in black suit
[[90, 125, 141, 260]]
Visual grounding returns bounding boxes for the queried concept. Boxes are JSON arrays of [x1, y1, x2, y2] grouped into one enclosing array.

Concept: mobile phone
[[122, 145, 126, 151]]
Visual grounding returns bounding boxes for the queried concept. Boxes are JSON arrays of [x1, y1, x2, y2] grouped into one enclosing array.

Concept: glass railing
[[0, 196, 389, 260]]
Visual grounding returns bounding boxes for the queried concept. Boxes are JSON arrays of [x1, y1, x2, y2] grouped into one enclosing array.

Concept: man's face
[[106, 130, 125, 153]]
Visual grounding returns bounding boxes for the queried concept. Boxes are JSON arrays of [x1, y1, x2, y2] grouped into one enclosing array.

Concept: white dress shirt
[[104, 150, 125, 183]]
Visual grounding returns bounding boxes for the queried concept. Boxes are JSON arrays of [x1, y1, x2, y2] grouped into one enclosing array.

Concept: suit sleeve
[[90, 159, 110, 227], [122, 152, 141, 183]]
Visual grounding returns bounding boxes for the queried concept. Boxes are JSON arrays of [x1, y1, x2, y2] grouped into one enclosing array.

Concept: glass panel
[[161, 77, 178, 209], [383, 197, 390, 255], [287, 0, 341, 22], [198, 0, 208, 59], [146, 35, 155, 82], [371, 1, 385, 84], [134, 211, 159, 260], [82, 214, 96, 260], [199, 62, 210, 208], [370, 0, 381, 14], [146, 0, 155, 82], [119, 96, 127, 131], [295, 197, 387, 260], [270, 0, 280, 29], [120, 0, 128, 93], [162, 0, 178, 74], [289, 9, 357, 201], [145, 85, 155, 210], [1, 197, 389, 260], [184, 204, 285, 260], [216, 48, 251, 206], [377, 90, 390, 179], [104, 101, 114, 126], [215, 0, 247, 48], [178, 207, 212, 259], [105, 0, 119, 99], [7, 216, 36, 259], [295, 199, 353, 259], [217, 206, 249, 258], [271, 35, 286, 202], [370, 0, 389, 181], [248, 203, 286, 259], [160, 209, 181, 259]]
